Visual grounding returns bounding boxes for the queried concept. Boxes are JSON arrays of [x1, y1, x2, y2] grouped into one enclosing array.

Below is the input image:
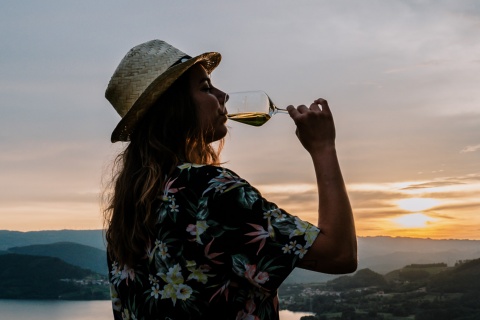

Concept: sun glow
[[393, 213, 436, 228], [396, 198, 440, 212]]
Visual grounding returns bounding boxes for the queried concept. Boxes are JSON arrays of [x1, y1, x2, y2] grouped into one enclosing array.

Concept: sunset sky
[[1, 0, 479, 239]]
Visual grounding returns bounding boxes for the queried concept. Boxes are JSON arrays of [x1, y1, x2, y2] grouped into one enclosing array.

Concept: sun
[[396, 198, 440, 212], [393, 198, 439, 228], [393, 213, 436, 228]]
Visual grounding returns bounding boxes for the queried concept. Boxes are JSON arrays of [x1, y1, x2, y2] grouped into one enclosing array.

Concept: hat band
[[169, 55, 192, 69]]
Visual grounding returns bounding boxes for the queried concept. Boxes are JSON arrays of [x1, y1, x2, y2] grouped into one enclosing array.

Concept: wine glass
[[225, 91, 288, 126]]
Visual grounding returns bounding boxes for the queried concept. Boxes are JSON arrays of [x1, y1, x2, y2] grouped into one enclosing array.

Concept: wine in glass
[[225, 91, 288, 126]]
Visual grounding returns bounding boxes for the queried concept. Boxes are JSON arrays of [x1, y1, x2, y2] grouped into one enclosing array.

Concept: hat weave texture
[[106, 40, 221, 142]]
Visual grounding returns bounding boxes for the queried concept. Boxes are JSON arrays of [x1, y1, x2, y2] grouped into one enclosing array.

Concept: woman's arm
[[287, 98, 357, 274]]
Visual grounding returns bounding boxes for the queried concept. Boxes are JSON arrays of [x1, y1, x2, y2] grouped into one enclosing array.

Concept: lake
[[0, 300, 314, 320]]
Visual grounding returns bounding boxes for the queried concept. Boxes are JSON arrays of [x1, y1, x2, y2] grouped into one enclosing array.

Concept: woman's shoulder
[[176, 163, 241, 178], [174, 163, 251, 194]]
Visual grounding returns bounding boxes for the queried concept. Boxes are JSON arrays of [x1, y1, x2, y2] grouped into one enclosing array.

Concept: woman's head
[[130, 63, 227, 165], [105, 40, 221, 143]]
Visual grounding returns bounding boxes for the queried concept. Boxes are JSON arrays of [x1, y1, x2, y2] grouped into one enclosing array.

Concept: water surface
[[0, 300, 313, 320]]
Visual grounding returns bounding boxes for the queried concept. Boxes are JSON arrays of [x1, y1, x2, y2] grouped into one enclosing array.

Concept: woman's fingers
[[313, 98, 330, 113], [286, 97, 336, 153], [288, 98, 329, 114], [288, 98, 329, 122], [310, 100, 322, 112]]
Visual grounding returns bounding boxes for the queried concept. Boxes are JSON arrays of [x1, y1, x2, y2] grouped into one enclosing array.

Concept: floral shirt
[[108, 164, 320, 320]]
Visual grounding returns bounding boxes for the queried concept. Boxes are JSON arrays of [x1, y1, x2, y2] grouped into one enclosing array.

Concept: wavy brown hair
[[103, 68, 223, 267]]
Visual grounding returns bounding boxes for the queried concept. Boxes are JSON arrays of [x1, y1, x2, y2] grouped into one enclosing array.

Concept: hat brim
[[111, 51, 221, 142]]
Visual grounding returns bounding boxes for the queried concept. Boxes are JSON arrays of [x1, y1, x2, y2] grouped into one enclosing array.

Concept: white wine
[[227, 112, 271, 126]]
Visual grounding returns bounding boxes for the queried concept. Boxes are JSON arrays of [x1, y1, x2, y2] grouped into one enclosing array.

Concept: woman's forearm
[[311, 145, 357, 273]]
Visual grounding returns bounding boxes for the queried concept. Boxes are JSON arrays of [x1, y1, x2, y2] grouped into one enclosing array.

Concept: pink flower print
[[161, 177, 183, 201], [209, 280, 230, 303], [236, 311, 259, 320], [186, 221, 209, 244], [120, 265, 135, 285], [204, 238, 224, 265], [235, 299, 259, 320], [244, 264, 257, 280], [254, 271, 269, 284], [186, 224, 196, 235], [245, 223, 270, 255], [244, 264, 270, 285], [245, 299, 256, 314]]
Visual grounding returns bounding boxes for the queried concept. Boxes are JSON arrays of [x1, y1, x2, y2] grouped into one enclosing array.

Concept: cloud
[[428, 201, 480, 213], [344, 174, 480, 237], [384, 59, 451, 74], [401, 181, 466, 190], [461, 144, 480, 153]]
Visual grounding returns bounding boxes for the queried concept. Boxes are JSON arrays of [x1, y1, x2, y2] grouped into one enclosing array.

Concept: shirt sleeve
[[205, 167, 320, 292]]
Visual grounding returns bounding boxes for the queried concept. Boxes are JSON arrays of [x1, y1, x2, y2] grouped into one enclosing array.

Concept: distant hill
[[0, 253, 109, 300], [7, 242, 108, 275], [357, 237, 480, 274], [385, 263, 450, 282], [0, 230, 105, 251], [284, 268, 338, 284], [327, 268, 388, 290], [428, 258, 480, 293], [320, 259, 480, 295]]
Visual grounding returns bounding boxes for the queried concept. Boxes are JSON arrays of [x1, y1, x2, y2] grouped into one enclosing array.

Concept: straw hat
[[105, 40, 221, 142]]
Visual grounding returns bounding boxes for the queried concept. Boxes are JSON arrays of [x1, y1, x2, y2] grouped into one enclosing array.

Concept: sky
[[1, 0, 479, 239]]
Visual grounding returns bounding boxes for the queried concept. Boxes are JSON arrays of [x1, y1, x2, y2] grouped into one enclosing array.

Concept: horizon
[[1, 1, 479, 239], [2, 228, 479, 242]]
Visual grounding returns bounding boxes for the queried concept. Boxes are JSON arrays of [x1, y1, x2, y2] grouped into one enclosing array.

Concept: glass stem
[[274, 107, 289, 114]]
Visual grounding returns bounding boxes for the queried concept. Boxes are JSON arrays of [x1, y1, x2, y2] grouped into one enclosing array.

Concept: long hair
[[103, 68, 223, 267]]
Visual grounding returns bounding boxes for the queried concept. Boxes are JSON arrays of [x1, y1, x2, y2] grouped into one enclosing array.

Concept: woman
[[104, 40, 357, 320]]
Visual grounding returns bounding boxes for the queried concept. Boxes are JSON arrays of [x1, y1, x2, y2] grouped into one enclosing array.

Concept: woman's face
[[189, 64, 228, 143]]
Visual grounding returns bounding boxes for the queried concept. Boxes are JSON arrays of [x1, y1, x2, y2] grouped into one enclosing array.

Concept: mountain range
[[6, 241, 107, 275], [0, 253, 108, 299], [1, 230, 479, 284]]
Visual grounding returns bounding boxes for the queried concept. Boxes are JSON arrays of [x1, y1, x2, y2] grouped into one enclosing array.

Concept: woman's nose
[[215, 89, 228, 105], [221, 92, 228, 114]]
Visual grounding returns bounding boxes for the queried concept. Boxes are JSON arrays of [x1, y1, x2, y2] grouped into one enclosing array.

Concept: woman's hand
[[286, 98, 336, 154]]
